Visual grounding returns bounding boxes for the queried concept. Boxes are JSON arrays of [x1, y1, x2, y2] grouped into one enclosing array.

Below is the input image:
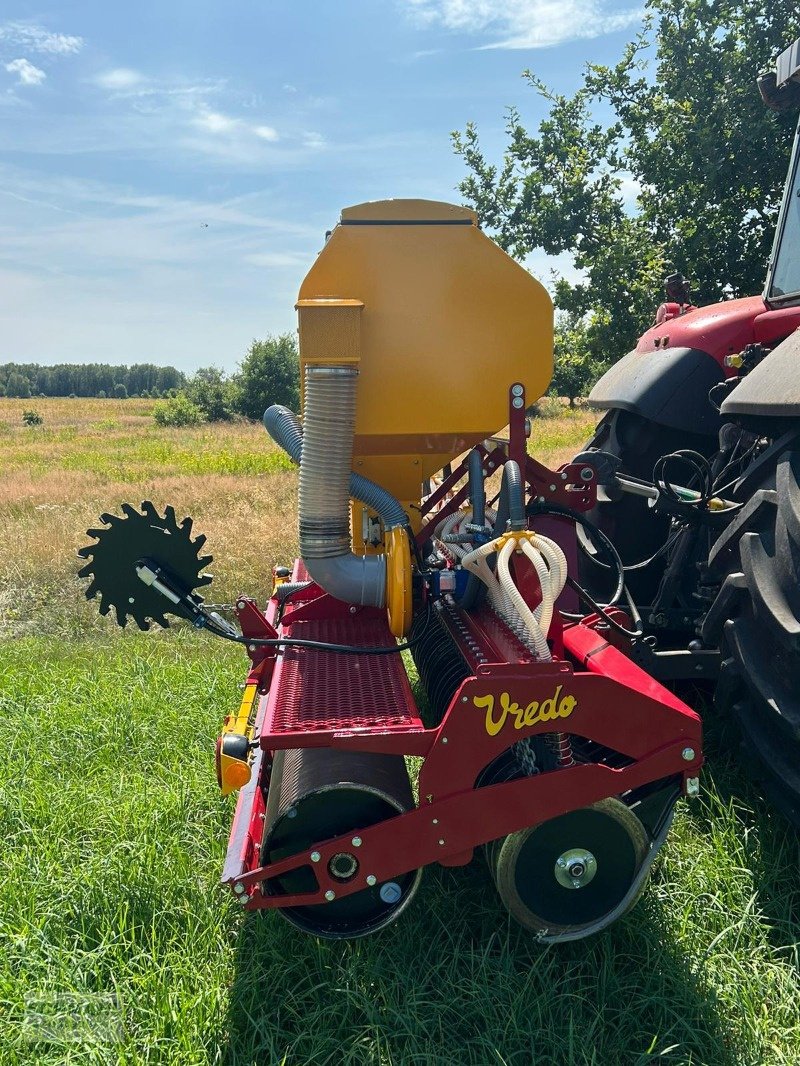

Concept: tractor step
[[260, 613, 424, 744]]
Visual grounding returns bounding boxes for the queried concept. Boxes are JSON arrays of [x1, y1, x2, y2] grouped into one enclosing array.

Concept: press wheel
[[490, 798, 649, 941]]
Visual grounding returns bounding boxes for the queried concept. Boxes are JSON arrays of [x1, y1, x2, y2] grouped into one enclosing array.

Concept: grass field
[[1, 396, 799, 1066]]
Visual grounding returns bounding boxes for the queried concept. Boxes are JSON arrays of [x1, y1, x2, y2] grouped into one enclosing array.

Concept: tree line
[[453, 0, 800, 403], [0, 362, 185, 399]]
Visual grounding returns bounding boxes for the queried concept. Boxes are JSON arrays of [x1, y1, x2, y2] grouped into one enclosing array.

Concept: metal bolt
[[580, 467, 594, 481], [561, 471, 568, 480], [349, 605, 357, 614], [572, 880, 582, 889], [461, 696, 468, 703], [511, 384, 524, 396], [233, 883, 246, 894], [237, 601, 246, 610], [441, 737, 448, 744], [351, 836, 362, 847], [432, 818, 439, 825], [324, 890, 336, 902], [512, 396, 524, 409], [248, 644, 256, 653], [366, 874, 377, 886], [681, 747, 695, 762], [438, 839, 445, 846], [549, 484, 556, 492], [310, 851, 321, 863], [128, 597, 135, 604], [557, 857, 567, 868], [685, 776, 700, 797], [238, 894, 251, 905]]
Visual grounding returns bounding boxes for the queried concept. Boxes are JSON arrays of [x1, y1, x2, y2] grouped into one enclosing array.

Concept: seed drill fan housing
[[80, 200, 702, 941]]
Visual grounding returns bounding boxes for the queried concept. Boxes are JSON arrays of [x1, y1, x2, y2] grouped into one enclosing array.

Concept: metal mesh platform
[[262, 614, 424, 738]]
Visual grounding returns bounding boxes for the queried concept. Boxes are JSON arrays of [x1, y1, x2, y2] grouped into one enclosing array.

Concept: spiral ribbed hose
[[263, 405, 408, 531], [265, 367, 387, 608]]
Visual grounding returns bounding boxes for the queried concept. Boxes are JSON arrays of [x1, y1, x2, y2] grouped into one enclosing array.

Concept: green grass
[[2, 397, 800, 1064], [1, 638, 800, 1065]]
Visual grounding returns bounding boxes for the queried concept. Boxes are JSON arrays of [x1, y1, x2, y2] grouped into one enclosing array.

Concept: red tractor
[[582, 37, 800, 823]]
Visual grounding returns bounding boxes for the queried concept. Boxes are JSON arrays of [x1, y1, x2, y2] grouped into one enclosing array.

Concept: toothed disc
[[77, 501, 213, 629]]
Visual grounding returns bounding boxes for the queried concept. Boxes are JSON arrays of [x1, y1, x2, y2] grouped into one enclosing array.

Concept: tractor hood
[[635, 295, 766, 363]]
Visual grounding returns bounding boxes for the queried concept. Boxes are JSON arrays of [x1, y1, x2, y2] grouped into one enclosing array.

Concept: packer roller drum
[[261, 747, 421, 937]]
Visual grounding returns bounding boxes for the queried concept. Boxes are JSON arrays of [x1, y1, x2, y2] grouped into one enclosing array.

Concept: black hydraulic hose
[[468, 448, 486, 527], [459, 448, 489, 611], [526, 500, 626, 608], [204, 603, 433, 655], [500, 460, 525, 531]]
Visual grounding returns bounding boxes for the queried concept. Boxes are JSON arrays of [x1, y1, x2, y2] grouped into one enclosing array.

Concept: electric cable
[[525, 501, 625, 606]]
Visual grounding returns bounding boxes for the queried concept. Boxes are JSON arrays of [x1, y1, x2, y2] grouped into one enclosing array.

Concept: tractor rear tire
[[581, 409, 716, 605], [707, 448, 800, 826]]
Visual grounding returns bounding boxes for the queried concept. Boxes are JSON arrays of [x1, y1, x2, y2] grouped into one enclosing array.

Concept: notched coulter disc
[[77, 500, 213, 629]]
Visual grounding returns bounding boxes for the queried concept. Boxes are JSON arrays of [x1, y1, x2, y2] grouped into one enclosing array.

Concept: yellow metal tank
[[296, 198, 552, 511]]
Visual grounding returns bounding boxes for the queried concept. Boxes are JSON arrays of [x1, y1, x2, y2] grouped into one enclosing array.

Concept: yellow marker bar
[[217, 683, 258, 796]]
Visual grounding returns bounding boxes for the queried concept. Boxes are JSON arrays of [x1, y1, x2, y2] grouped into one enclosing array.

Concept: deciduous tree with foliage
[[235, 334, 300, 421], [453, 0, 800, 384]]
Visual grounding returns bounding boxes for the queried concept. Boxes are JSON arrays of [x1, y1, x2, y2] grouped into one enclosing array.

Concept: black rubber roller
[[261, 748, 421, 938]]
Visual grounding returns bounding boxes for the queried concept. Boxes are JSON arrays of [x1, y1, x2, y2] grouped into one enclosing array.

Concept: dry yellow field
[[0, 395, 595, 639]]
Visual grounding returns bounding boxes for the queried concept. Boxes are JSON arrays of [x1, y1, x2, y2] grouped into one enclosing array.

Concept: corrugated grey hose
[[263, 404, 408, 530], [264, 370, 409, 608]]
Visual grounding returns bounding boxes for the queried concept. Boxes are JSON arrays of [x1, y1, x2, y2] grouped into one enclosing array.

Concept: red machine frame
[[221, 386, 702, 910]]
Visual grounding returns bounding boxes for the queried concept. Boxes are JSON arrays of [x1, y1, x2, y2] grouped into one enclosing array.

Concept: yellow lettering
[[473, 685, 578, 736], [558, 694, 577, 719]]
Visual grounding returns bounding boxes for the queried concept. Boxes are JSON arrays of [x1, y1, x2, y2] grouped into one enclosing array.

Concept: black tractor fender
[[588, 346, 724, 437]]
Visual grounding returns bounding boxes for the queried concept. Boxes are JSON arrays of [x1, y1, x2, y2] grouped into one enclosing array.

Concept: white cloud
[[402, 0, 642, 49], [194, 109, 239, 134], [253, 124, 279, 141], [192, 107, 281, 144], [0, 21, 83, 55], [95, 68, 143, 90], [5, 58, 46, 86]]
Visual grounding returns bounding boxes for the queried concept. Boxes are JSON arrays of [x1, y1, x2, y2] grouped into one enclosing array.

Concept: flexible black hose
[[500, 460, 525, 531], [458, 448, 489, 611], [526, 500, 625, 607], [204, 603, 433, 655], [468, 448, 485, 527]]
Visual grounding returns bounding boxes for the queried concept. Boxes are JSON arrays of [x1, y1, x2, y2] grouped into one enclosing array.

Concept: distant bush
[[152, 395, 206, 427], [183, 367, 237, 422], [22, 409, 43, 426], [113, 383, 128, 399]]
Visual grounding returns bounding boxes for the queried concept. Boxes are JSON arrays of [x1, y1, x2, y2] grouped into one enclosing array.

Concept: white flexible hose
[[497, 540, 551, 660]]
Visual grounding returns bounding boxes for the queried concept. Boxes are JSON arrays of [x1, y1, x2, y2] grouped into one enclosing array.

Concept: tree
[[551, 315, 604, 407], [235, 334, 299, 421], [6, 372, 31, 398], [453, 0, 800, 364], [183, 366, 236, 422], [113, 383, 128, 399]]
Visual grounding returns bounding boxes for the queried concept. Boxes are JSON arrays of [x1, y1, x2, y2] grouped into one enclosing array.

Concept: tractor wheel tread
[[739, 533, 800, 646], [710, 443, 800, 826], [706, 488, 777, 573]]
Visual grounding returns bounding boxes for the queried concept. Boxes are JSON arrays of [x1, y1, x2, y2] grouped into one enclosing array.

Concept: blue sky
[[0, 1, 643, 371]]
